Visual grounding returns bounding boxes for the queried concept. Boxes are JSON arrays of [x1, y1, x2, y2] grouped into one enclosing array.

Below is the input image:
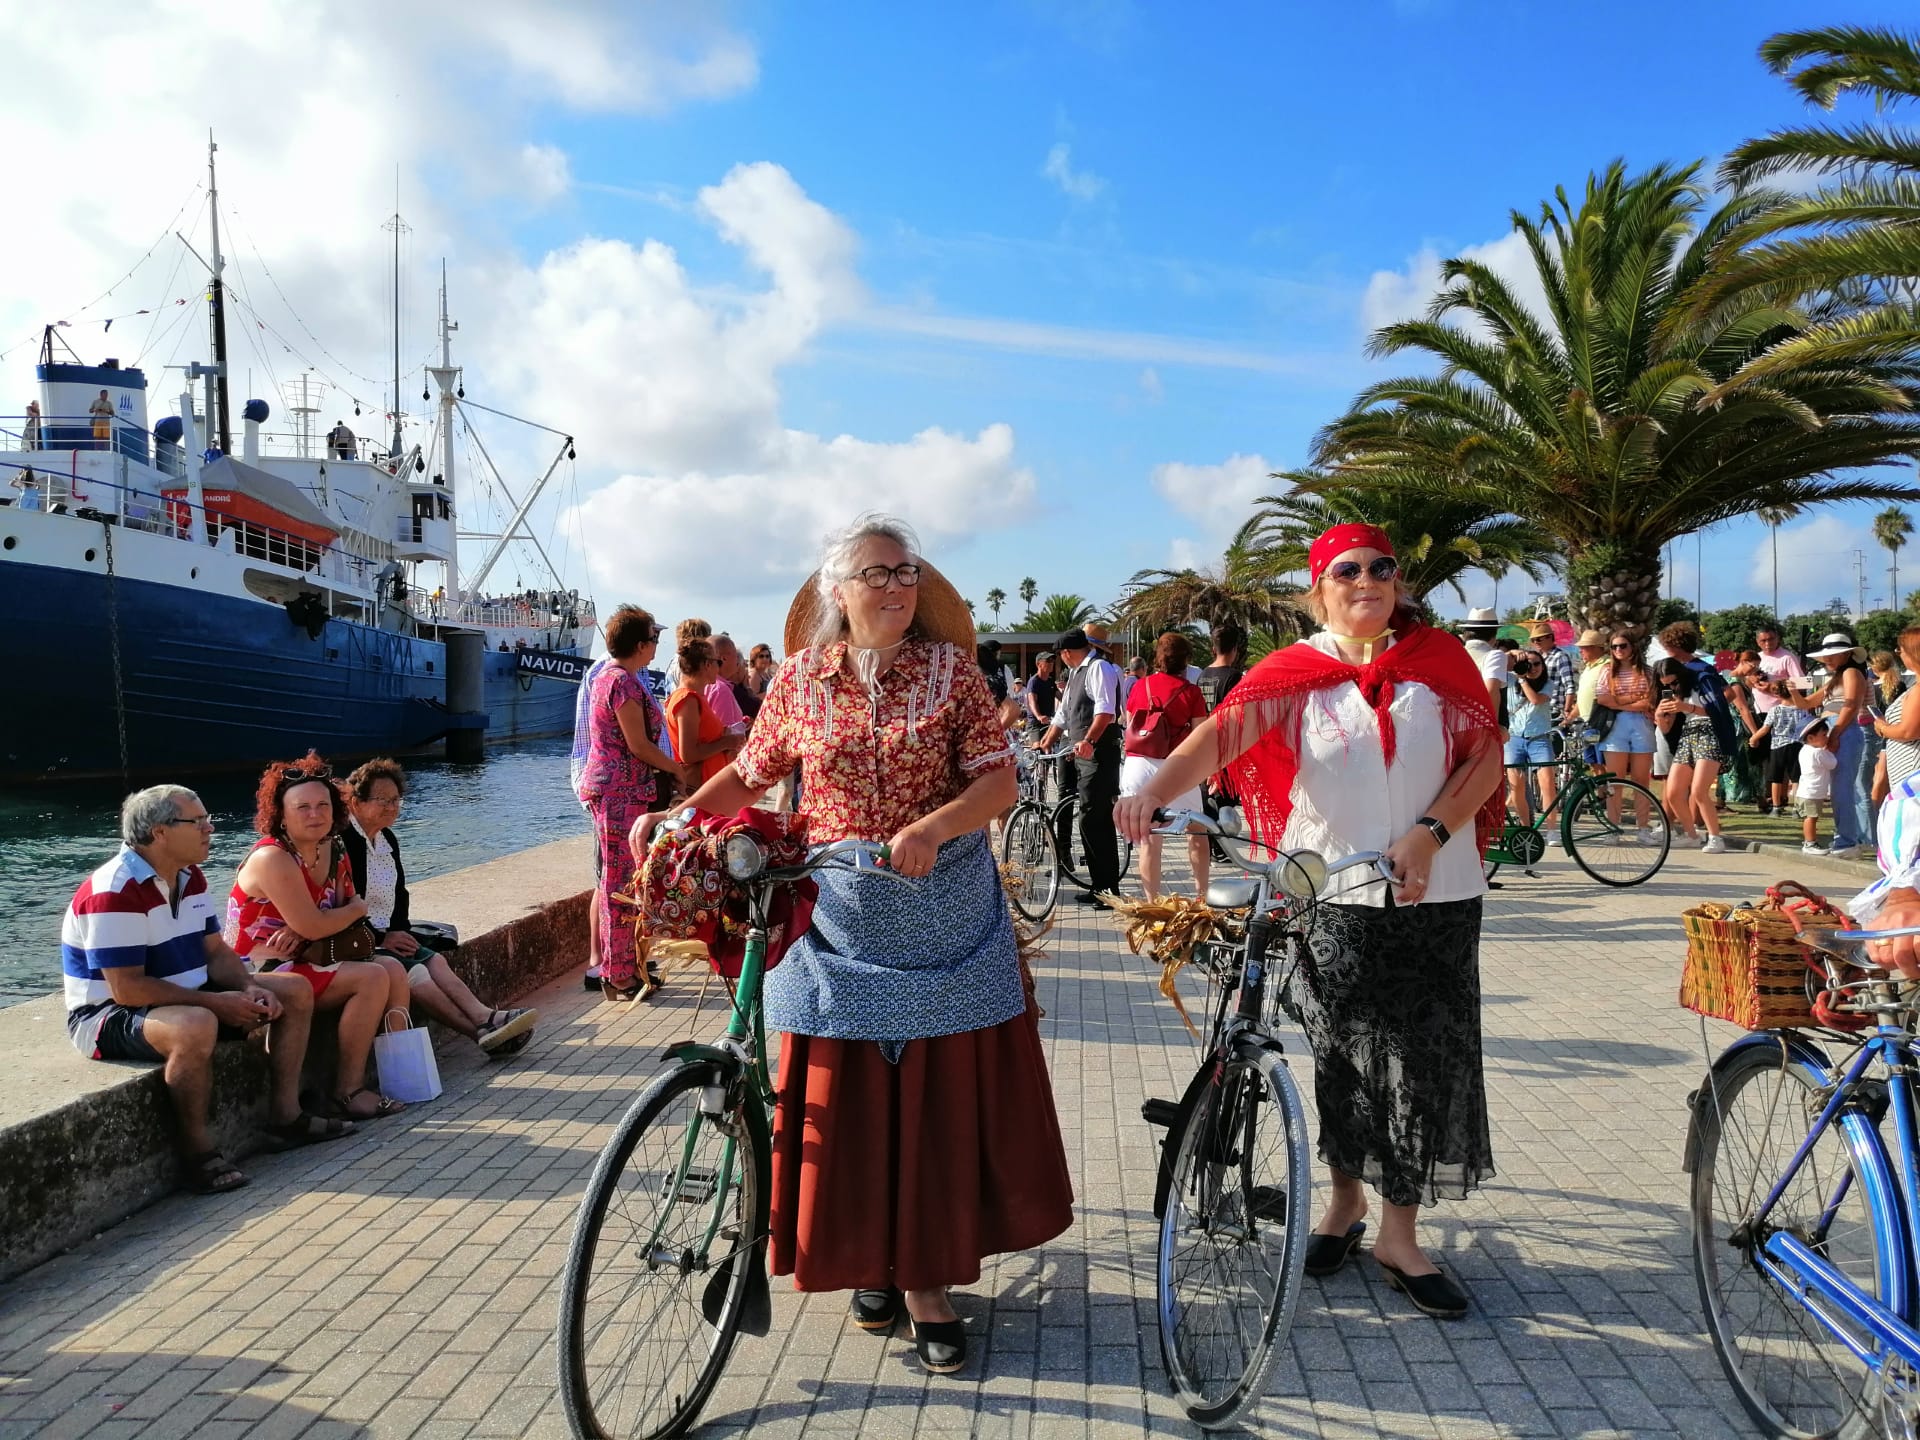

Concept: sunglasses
[[1610, 642, 1633, 652], [1325, 556, 1399, 584]]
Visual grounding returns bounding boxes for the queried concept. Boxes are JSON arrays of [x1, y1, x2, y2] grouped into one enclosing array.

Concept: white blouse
[[1278, 632, 1488, 907], [354, 818, 400, 931]]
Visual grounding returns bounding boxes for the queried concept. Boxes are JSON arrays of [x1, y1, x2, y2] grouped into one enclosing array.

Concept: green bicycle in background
[[557, 824, 897, 1440], [1484, 726, 1671, 887]]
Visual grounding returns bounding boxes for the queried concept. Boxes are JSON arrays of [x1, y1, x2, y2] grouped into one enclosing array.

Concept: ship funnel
[[37, 359, 150, 463], [242, 398, 270, 461]]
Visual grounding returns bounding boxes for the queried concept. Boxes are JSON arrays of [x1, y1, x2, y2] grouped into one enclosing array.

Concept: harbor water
[[0, 738, 584, 1007]]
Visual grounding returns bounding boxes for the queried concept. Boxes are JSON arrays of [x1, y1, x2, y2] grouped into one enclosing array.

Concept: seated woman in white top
[[1116, 522, 1505, 1321]]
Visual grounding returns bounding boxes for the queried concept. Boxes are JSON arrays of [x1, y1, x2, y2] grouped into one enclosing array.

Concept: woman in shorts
[[1593, 633, 1659, 842]]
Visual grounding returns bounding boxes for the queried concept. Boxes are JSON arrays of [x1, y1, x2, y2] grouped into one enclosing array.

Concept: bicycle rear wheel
[[558, 1062, 763, 1440], [1562, 776, 1670, 885], [1054, 802, 1135, 893], [1690, 1042, 1897, 1440], [1002, 802, 1061, 923], [1158, 1044, 1310, 1429]]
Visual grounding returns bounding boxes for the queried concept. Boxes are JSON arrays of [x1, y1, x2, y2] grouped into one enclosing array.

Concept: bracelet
[[1415, 815, 1451, 847]]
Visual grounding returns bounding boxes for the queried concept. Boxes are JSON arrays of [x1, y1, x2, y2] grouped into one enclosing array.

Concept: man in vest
[[1037, 627, 1123, 906]]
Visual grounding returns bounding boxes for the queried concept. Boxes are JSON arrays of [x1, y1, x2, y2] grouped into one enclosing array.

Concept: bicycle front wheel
[[558, 1062, 764, 1440], [1002, 803, 1060, 922], [1158, 1044, 1310, 1429], [1691, 1043, 1898, 1440], [1562, 776, 1670, 885]]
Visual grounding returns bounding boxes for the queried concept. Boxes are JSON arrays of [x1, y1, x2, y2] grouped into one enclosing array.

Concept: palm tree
[[1252, 484, 1560, 612], [1019, 577, 1038, 610], [1118, 516, 1306, 645], [985, 587, 1006, 628], [1304, 160, 1920, 640], [1693, 26, 1920, 385], [1019, 594, 1098, 632], [1878, 505, 1914, 610], [1757, 501, 1802, 621]]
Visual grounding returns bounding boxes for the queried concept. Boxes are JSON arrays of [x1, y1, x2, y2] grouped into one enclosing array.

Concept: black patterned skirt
[[1288, 896, 1494, 1207]]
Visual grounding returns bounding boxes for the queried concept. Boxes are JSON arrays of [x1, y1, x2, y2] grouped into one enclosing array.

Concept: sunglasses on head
[[1325, 556, 1399, 584]]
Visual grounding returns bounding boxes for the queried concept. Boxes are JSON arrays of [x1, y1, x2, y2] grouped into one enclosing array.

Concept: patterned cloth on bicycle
[[635, 808, 816, 979]]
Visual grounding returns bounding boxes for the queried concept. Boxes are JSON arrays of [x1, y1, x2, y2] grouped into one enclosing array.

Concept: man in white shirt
[[1037, 627, 1124, 905], [1459, 607, 1509, 740]]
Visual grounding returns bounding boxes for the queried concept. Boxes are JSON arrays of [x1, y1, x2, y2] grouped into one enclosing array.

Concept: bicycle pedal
[[665, 1166, 720, 1204], [1141, 1098, 1181, 1128]]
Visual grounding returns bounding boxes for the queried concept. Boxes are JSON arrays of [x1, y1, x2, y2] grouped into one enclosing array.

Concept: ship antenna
[[207, 133, 233, 456], [382, 169, 410, 461]]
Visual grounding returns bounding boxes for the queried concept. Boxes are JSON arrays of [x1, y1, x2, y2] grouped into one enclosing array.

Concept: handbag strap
[[383, 1007, 412, 1033]]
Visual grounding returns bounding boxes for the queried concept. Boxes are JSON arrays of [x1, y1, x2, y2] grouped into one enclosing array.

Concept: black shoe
[[1072, 891, 1108, 909], [1303, 1222, 1365, 1277], [583, 966, 602, 991], [909, 1316, 967, 1373], [1376, 1258, 1469, 1319], [850, 1287, 901, 1333]]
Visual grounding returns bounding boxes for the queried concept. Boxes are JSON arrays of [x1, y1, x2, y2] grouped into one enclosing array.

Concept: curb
[[1739, 839, 1880, 882]]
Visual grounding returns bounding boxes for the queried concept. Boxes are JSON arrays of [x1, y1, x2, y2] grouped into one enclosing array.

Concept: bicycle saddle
[[1206, 877, 1260, 911]]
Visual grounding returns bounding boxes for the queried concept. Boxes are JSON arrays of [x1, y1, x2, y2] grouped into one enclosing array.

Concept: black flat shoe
[[1376, 1258, 1469, 1319], [850, 1287, 901, 1332], [1303, 1222, 1365, 1277], [908, 1316, 967, 1373]]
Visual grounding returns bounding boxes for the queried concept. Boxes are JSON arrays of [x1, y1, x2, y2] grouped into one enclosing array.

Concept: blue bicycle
[[1688, 921, 1920, 1438]]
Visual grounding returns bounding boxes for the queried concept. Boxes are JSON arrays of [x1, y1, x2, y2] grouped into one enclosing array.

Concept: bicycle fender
[[662, 1041, 738, 1070], [735, 1088, 776, 1336], [1682, 1030, 1835, 1174]]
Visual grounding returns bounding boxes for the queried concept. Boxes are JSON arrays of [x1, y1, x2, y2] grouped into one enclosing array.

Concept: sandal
[[184, 1150, 249, 1194], [263, 1110, 357, 1149], [602, 978, 642, 1003], [477, 1007, 538, 1055], [332, 1087, 406, 1120]]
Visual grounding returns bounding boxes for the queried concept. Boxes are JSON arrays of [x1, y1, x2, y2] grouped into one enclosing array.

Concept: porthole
[[84, 548, 97, 562], [190, 567, 199, 579], [2, 536, 14, 551]]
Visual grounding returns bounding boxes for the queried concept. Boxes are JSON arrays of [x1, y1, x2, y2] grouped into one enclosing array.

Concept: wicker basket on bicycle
[[1679, 880, 1852, 1030]]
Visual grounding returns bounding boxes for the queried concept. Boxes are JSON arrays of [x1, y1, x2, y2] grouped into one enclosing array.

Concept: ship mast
[[426, 263, 461, 598], [206, 135, 232, 455], [382, 183, 410, 461]]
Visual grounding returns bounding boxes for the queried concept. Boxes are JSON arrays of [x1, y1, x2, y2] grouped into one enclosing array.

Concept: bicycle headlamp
[[1274, 849, 1328, 900], [723, 831, 769, 882]]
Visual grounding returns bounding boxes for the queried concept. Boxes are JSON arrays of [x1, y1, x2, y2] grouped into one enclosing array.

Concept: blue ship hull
[[0, 559, 576, 784]]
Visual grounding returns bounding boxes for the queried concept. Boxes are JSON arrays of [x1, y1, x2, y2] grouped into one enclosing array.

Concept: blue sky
[[7, 1, 1918, 645]]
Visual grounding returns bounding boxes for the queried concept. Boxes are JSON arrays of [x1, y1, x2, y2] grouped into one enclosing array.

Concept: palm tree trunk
[[1570, 545, 1662, 641], [1771, 523, 1779, 621]]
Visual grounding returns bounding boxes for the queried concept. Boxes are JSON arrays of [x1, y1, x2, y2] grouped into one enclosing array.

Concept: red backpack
[[1126, 676, 1195, 760]]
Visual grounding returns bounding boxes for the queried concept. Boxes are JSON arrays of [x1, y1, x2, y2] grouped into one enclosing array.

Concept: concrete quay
[[0, 839, 1824, 1437]]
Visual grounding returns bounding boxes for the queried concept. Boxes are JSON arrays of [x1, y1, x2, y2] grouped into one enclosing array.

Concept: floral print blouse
[[736, 639, 1015, 843]]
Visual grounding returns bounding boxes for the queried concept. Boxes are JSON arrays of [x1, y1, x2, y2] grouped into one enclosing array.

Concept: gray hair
[[810, 514, 922, 650], [122, 785, 200, 846]]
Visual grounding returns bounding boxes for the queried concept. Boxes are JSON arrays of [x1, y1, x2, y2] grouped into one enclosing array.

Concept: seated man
[[61, 785, 355, 1194]]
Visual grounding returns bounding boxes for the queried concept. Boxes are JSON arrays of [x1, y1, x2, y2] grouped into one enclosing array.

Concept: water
[[0, 739, 585, 1008]]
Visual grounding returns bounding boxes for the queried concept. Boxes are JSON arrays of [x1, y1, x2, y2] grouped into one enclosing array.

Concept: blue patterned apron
[[764, 829, 1025, 1061]]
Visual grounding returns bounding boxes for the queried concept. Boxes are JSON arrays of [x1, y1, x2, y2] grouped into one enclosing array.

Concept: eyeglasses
[[160, 815, 216, 831], [850, 563, 922, 590], [361, 795, 404, 811], [1325, 557, 1399, 584]]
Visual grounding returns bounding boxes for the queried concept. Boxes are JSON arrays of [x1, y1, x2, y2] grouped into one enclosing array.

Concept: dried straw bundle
[[1105, 893, 1228, 1037]]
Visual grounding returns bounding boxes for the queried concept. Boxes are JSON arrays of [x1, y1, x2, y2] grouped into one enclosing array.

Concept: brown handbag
[[303, 918, 377, 967]]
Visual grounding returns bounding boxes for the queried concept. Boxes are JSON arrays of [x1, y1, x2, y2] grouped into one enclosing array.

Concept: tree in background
[[1019, 577, 1038, 611], [1877, 507, 1913, 611], [1117, 516, 1306, 646], [1756, 502, 1802, 622], [1018, 594, 1098, 632], [985, 587, 1007, 628], [1701, 603, 1781, 654], [1303, 161, 1920, 643]]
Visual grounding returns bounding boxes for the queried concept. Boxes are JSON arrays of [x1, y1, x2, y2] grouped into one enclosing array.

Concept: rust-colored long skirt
[[768, 1008, 1074, 1293]]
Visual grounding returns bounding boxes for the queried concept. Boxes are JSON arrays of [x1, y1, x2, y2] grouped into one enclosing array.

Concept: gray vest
[[1061, 660, 1119, 749]]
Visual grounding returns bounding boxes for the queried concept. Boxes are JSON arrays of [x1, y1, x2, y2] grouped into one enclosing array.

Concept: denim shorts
[[1504, 733, 1555, 767], [1602, 710, 1656, 755]]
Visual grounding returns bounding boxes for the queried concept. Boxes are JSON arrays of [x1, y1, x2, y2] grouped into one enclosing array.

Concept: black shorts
[[66, 984, 249, 1062], [1767, 742, 1802, 788]]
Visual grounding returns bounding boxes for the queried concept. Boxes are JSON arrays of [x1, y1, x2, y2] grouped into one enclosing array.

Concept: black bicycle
[[1000, 742, 1134, 921]]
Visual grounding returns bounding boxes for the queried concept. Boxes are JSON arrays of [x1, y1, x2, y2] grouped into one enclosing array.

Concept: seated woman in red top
[[1120, 631, 1211, 899], [225, 752, 406, 1119], [635, 515, 1072, 1377]]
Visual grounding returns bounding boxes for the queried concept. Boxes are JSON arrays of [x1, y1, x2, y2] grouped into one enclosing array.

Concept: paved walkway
[[0, 841, 1829, 1438]]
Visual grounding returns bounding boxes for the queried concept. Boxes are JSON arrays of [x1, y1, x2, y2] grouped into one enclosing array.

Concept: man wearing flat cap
[[1038, 627, 1123, 905]]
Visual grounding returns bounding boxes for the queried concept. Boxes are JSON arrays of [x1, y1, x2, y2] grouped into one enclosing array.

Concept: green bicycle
[[557, 827, 895, 1440], [1485, 730, 1670, 887]]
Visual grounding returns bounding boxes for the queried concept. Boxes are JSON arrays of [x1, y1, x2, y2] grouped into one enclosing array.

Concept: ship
[[0, 144, 594, 785]]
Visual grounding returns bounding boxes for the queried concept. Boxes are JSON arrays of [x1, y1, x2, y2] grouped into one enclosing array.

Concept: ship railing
[[0, 465, 386, 593], [0, 414, 158, 465], [425, 599, 587, 631]]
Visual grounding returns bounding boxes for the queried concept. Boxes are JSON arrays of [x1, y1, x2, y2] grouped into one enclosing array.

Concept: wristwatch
[[1416, 815, 1451, 847]]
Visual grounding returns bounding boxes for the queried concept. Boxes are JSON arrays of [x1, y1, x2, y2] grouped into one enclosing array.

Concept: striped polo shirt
[[61, 848, 217, 1009]]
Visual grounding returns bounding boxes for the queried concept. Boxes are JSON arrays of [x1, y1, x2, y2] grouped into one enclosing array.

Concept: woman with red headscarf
[[1115, 523, 1504, 1321]]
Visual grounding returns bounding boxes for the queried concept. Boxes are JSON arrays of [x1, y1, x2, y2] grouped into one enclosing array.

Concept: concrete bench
[[0, 836, 593, 1282]]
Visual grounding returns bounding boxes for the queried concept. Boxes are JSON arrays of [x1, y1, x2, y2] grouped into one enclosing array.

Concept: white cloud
[[518, 144, 573, 205], [1360, 230, 1550, 336], [1042, 142, 1107, 202], [1743, 513, 1886, 616], [1151, 453, 1274, 556], [1138, 367, 1163, 404], [855, 307, 1300, 372]]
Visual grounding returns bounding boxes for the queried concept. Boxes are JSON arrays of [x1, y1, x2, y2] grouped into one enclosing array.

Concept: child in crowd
[[1798, 719, 1837, 856]]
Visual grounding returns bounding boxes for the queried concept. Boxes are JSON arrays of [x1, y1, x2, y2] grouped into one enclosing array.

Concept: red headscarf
[[1215, 617, 1506, 859]]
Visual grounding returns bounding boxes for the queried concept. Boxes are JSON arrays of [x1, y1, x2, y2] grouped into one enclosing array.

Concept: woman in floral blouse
[[641, 516, 1072, 1376]]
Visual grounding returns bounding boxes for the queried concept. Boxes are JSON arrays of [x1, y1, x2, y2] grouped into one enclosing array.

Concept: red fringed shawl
[[1215, 622, 1507, 859]]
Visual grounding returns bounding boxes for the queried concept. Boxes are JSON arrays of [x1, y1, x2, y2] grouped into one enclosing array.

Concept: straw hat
[[1807, 632, 1866, 665], [783, 561, 976, 655], [1575, 629, 1607, 648], [1460, 606, 1499, 631]]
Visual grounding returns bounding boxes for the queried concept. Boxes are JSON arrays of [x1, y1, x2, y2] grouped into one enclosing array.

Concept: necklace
[[1329, 630, 1392, 664], [296, 838, 326, 871]]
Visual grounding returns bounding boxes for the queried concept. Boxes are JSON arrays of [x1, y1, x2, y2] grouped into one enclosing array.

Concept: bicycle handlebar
[[1800, 924, 1920, 970], [1152, 808, 1400, 895]]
